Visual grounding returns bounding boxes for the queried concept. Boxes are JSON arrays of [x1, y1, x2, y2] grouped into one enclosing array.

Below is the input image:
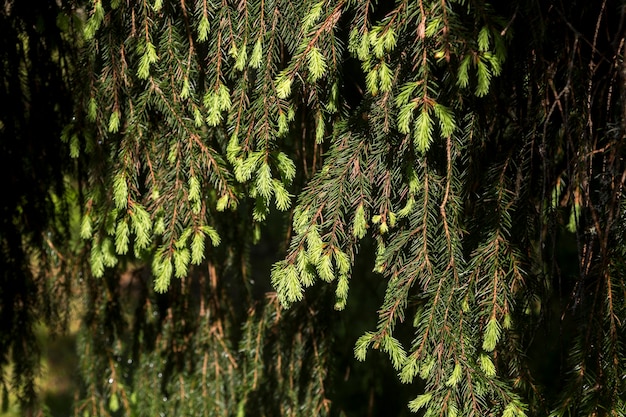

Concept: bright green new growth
[[408, 392, 433, 413], [445, 362, 462, 387], [307, 47, 327, 82], [137, 41, 159, 80], [249, 39, 263, 69], [197, 16, 210, 42], [483, 316, 502, 352]]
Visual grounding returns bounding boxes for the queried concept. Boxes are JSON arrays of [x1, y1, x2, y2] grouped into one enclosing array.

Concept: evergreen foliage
[[0, 0, 81, 413], [1, 0, 626, 416]]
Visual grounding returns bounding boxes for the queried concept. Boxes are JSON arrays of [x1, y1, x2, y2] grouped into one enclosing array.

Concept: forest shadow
[[41, 331, 78, 417]]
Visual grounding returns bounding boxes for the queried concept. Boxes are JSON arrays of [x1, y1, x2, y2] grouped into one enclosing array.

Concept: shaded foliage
[[0, 0, 82, 414]]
